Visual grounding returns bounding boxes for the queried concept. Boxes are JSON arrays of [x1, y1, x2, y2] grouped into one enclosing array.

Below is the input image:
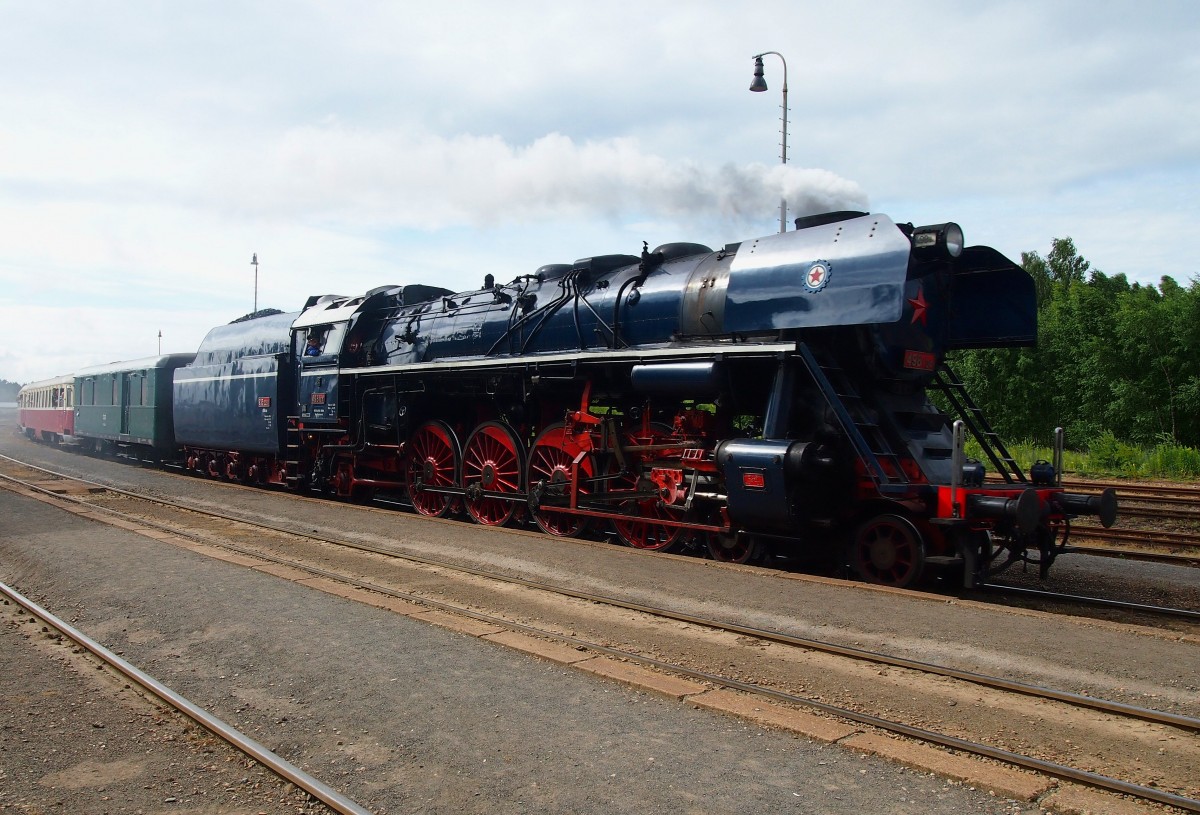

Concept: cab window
[[299, 324, 346, 361]]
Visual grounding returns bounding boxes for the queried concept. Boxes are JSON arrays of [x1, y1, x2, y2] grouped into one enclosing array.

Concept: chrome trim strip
[[174, 371, 278, 385], [334, 341, 797, 377]]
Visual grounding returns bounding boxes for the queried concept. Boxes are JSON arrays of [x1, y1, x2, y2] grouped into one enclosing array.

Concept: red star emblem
[[908, 288, 928, 326], [809, 267, 824, 286]]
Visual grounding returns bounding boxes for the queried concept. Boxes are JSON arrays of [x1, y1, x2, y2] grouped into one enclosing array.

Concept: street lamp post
[[749, 51, 788, 233], [251, 253, 259, 315]]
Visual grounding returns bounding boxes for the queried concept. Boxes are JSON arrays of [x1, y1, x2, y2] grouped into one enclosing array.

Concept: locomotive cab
[[292, 294, 371, 424]]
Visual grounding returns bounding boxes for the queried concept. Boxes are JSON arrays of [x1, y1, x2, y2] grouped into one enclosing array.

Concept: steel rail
[[1113, 504, 1200, 523], [1067, 544, 1200, 566], [1061, 479, 1200, 499], [983, 582, 1200, 621], [1116, 504, 1200, 520], [1074, 525, 1200, 546], [0, 580, 374, 815], [5, 468, 1200, 811], [3, 462, 1197, 733]]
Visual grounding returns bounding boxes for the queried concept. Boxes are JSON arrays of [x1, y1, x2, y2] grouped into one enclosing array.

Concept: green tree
[[954, 236, 1200, 450], [1046, 237, 1090, 288], [1111, 276, 1200, 445]]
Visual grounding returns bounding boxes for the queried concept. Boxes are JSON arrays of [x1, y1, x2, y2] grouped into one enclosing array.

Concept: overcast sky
[[2, 0, 1197, 384]]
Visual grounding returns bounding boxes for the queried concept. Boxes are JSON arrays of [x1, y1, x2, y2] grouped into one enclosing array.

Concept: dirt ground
[[3, 410, 1197, 813], [0, 595, 334, 814]]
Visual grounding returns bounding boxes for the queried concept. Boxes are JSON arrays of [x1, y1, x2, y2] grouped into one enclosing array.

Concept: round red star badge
[[803, 260, 831, 293]]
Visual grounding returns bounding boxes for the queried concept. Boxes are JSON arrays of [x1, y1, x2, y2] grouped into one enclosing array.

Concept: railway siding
[[1062, 477, 1200, 559], [3, 459, 1199, 809], [4, 482, 1060, 815]]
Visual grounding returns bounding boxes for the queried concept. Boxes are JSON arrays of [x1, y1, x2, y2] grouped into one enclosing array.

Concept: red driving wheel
[[609, 426, 684, 551], [406, 421, 461, 518], [527, 423, 593, 537], [462, 421, 524, 526]]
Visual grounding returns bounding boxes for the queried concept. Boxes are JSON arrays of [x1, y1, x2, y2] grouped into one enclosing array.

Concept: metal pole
[[750, 51, 789, 233], [251, 253, 259, 314], [780, 65, 788, 232]]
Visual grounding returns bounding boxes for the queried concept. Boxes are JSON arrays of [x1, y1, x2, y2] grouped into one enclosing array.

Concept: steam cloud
[[266, 127, 869, 231]]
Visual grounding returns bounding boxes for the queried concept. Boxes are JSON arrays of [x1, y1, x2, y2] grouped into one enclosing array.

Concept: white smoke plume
[[259, 126, 869, 231]]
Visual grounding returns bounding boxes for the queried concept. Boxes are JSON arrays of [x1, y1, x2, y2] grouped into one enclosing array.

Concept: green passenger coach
[[74, 354, 196, 458]]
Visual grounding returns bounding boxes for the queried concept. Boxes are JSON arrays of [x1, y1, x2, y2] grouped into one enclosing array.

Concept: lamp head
[[749, 56, 767, 92]]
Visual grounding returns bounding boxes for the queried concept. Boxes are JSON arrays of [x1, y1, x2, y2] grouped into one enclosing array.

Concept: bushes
[[1143, 437, 1200, 478], [1086, 432, 1200, 479], [964, 433, 1200, 480], [1085, 432, 1148, 477]]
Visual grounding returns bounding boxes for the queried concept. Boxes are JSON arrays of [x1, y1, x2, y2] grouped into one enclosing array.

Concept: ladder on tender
[[797, 343, 910, 494], [284, 419, 305, 485], [931, 362, 1026, 483]]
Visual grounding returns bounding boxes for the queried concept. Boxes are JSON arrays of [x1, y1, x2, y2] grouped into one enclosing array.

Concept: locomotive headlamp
[[912, 222, 965, 259], [944, 223, 964, 257]]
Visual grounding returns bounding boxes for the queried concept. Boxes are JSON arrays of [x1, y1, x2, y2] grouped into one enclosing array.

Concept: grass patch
[[966, 434, 1200, 481]]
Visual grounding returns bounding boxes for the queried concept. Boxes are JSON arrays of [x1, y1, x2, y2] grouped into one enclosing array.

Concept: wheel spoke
[[406, 421, 460, 518], [610, 427, 684, 552], [612, 499, 681, 551], [852, 514, 925, 587], [527, 423, 592, 537], [462, 422, 524, 527]]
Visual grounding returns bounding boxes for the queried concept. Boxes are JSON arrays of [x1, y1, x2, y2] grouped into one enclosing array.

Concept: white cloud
[[1, 0, 1197, 384]]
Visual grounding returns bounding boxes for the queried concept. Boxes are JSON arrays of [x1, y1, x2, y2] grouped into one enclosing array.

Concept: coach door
[[121, 373, 131, 435]]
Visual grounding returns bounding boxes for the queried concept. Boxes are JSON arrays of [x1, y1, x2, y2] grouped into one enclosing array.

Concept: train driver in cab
[[304, 332, 323, 357]]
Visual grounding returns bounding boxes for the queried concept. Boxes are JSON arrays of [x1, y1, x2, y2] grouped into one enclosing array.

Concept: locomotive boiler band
[[18, 211, 1118, 589]]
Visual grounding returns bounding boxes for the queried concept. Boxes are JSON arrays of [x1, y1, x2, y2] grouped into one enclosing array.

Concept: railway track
[[982, 582, 1200, 621], [3, 458, 1199, 811], [1072, 525, 1200, 549], [6, 453, 1197, 623], [1062, 478, 1200, 501], [1032, 478, 1200, 564], [0, 580, 370, 815]]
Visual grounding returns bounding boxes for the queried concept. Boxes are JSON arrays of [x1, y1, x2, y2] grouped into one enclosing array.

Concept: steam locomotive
[[34, 210, 1119, 588]]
